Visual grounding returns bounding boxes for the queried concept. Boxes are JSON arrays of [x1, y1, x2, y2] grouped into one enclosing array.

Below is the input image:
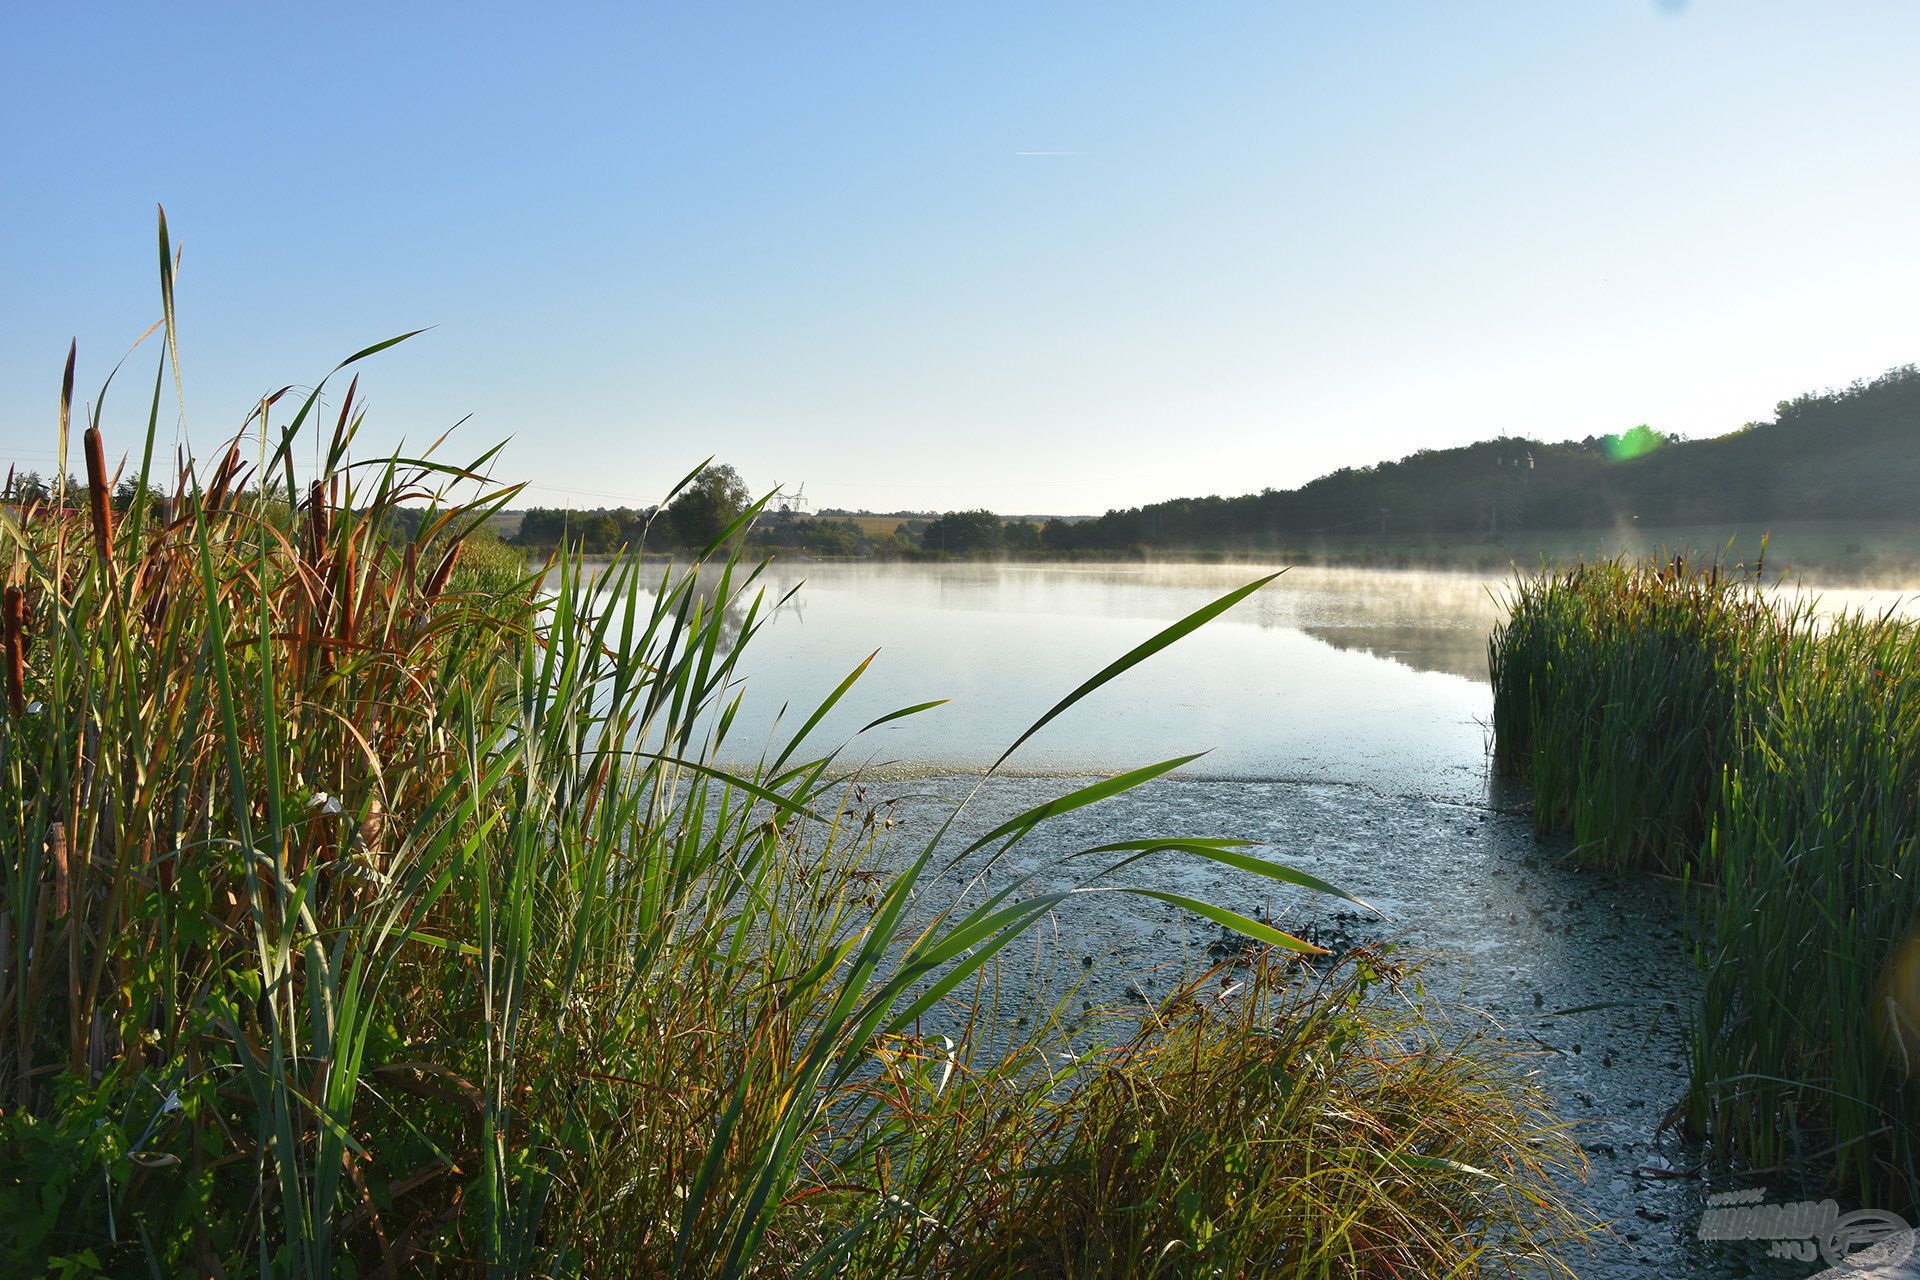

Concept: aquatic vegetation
[[1490, 558, 1772, 871], [1492, 556, 1920, 1210], [0, 214, 1581, 1276]]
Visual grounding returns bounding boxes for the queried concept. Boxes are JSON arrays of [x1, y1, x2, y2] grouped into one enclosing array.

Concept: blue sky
[[4, 2, 1918, 514]]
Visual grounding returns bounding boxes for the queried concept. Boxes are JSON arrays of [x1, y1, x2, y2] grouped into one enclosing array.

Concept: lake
[[693, 560, 1911, 1279], [717, 562, 1503, 795]]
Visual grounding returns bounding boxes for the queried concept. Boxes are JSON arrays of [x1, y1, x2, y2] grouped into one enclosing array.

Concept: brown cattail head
[[424, 543, 461, 600], [336, 536, 358, 647], [48, 822, 68, 918], [83, 427, 115, 566], [306, 481, 331, 562], [3, 584, 25, 718]]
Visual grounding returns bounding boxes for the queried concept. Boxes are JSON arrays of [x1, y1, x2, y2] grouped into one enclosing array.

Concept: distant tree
[[667, 464, 751, 550], [1040, 517, 1076, 553], [610, 505, 656, 548], [7, 470, 49, 502], [511, 506, 634, 553], [753, 517, 869, 557], [576, 512, 621, 553], [512, 508, 569, 549], [111, 476, 166, 513], [381, 505, 428, 544], [920, 509, 1005, 556], [1003, 519, 1041, 554]]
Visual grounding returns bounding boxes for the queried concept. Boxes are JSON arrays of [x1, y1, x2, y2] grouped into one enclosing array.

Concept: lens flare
[[1878, 927, 1920, 1075]]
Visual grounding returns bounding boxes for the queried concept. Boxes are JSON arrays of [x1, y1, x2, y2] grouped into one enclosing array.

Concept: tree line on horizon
[[1041, 364, 1920, 553], [488, 362, 1920, 560]]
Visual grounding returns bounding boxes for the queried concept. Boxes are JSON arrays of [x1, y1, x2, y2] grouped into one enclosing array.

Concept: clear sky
[[4, 2, 1918, 515]]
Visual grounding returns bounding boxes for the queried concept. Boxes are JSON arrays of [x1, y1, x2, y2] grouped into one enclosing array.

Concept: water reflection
[[718, 562, 1505, 800], [1297, 623, 1494, 682]]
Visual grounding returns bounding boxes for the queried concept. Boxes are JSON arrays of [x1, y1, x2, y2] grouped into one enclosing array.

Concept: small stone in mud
[[1081, 955, 1093, 968], [1123, 985, 1146, 1002], [1533, 992, 1544, 1007]]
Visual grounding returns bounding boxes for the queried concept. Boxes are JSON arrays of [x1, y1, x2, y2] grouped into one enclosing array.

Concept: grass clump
[[1491, 554, 1920, 1210], [944, 953, 1586, 1279], [1489, 557, 1771, 871], [0, 212, 1582, 1277]]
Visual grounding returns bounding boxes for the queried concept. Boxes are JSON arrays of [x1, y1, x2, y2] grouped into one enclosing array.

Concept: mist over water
[[704, 561, 1920, 789], [716, 562, 1507, 797]]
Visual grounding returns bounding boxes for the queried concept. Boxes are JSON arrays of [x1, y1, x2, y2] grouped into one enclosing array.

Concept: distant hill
[[1048, 364, 1920, 553]]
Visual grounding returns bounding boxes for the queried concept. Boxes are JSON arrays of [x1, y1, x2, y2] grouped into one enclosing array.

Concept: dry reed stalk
[[137, 553, 171, 630], [336, 536, 358, 652], [206, 443, 243, 511], [3, 583, 24, 717], [83, 426, 114, 566], [48, 822, 68, 918]]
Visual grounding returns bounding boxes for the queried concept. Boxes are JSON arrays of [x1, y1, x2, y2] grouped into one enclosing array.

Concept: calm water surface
[[719, 562, 1505, 794]]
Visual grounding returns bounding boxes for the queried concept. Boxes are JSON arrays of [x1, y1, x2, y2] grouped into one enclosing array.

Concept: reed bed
[[1491, 555, 1920, 1210], [0, 213, 1582, 1277]]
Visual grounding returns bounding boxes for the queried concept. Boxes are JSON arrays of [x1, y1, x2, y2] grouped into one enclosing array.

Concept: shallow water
[[697, 561, 1903, 1278]]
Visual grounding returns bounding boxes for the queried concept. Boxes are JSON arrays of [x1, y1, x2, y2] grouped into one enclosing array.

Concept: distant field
[[801, 514, 919, 538]]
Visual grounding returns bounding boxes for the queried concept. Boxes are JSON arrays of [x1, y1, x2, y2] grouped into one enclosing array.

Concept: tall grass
[[1489, 558, 1773, 871], [1491, 555, 1920, 1209], [0, 211, 1583, 1277]]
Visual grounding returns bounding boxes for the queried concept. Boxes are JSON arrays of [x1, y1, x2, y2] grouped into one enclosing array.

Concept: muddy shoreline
[[889, 771, 1824, 1279]]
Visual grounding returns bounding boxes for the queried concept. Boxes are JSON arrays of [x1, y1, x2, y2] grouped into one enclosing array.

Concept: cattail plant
[[83, 425, 114, 567], [0, 211, 1582, 1279]]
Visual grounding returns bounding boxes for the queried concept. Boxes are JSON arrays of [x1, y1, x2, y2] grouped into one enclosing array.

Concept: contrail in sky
[[1015, 150, 1092, 156]]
